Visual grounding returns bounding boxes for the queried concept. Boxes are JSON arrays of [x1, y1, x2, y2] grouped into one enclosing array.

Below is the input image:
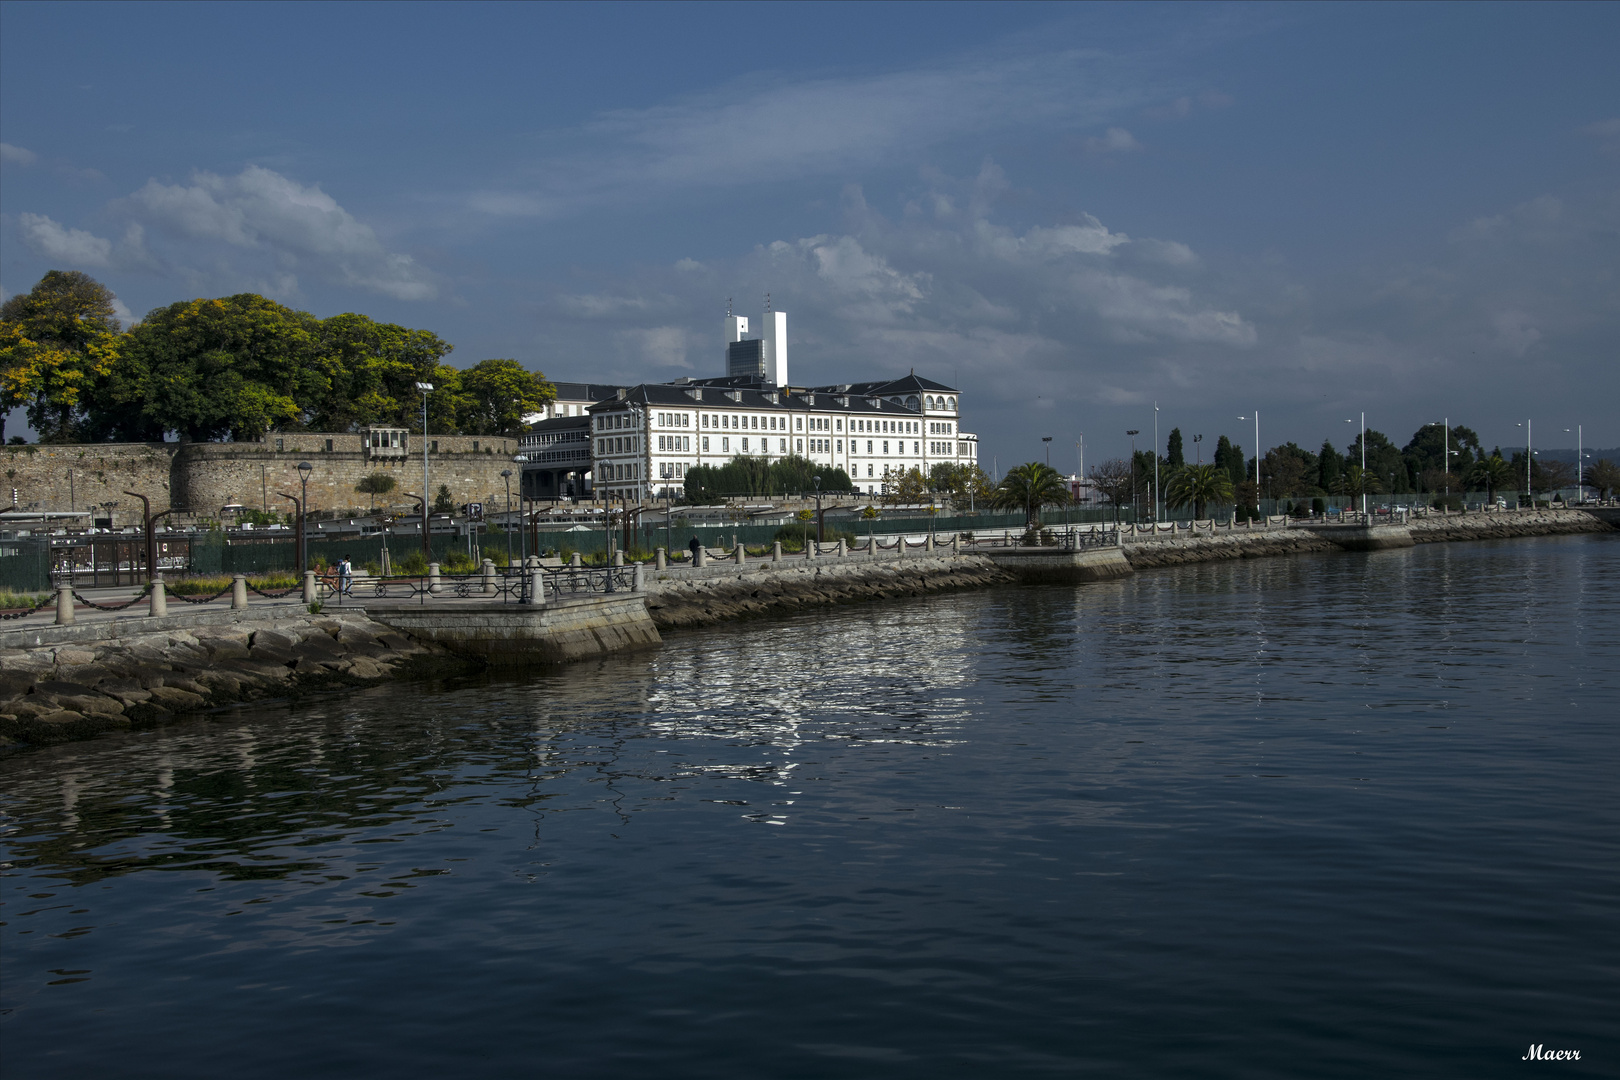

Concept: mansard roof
[[806, 373, 957, 396], [587, 383, 927, 416], [550, 381, 630, 403]]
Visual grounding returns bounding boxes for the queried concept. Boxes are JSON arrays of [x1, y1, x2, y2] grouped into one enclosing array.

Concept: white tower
[[763, 310, 787, 386]]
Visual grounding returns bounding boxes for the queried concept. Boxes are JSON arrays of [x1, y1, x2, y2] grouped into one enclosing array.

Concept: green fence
[[0, 540, 52, 592]]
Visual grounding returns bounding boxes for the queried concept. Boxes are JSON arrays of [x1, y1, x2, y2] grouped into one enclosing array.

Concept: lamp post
[[1153, 403, 1160, 523], [1238, 411, 1259, 508], [1042, 435, 1052, 467], [416, 382, 434, 558], [297, 461, 312, 575], [1126, 430, 1140, 523], [121, 489, 155, 582], [814, 475, 823, 544], [1516, 420, 1532, 507], [500, 469, 513, 568], [1193, 433, 1202, 464], [1566, 427, 1582, 503], [1345, 413, 1367, 517]]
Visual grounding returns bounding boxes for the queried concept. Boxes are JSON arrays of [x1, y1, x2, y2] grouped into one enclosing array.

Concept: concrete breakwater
[[1120, 508, 1611, 569], [0, 610, 451, 749], [644, 553, 1012, 630]]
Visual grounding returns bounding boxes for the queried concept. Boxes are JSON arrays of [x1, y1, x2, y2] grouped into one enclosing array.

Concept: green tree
[[1585, 459, 1619, 500], [1317, 440, 1345, 493], [1465, 452, 1514, 501], [1213, 435, 1245, 492], [1530, 458, 1575, 497], [991, 461, 1071, 528], [102, 294, 316, 442], [1347, 428, 1410, 494], [305, 312, 455, 432], [889, 466, 929, 504], [455, 358, 555, 436], [433, 484, 454, 514], [355, 472, 397, 508], [1165, 463, 1234, 520], [1261, 442, 1318, 498], [1332, 464, 1383, 503], [1166, 427, 1185, 469], [0, 271, 124, 442]]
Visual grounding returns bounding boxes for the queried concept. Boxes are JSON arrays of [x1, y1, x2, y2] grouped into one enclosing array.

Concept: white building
[[526, 306, 978, 502]]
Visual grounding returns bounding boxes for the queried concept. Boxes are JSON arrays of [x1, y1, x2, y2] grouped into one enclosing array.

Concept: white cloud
[[615, 326, 690, 369], [1, 143, 38, 166], [1085, 127, 1143, 154], [122, 165, 435, 300], [17, 213, 113, 267]]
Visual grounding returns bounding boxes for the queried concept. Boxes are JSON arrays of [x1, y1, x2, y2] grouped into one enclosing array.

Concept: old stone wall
[[3, 443, 179, 523], [3, 435, 521, 521]]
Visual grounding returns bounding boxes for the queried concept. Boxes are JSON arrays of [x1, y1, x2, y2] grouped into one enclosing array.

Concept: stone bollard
[[428, 562, 442, 594], [234, 574, 250, 610], [612, 550, 623, 567], [302, 570, 317, 604], [55, 583, 75, 626], [952, 534, 961, 556], [633, 562, 644, 592], [149, 575, 167, 618], [481, 558, 497, 596], [694, 546, 706, 568], [570, 551, 583, 568], [897, 536, 905, 559], [656, 547, 666, 570], [837, 538, 846, 558], [528, 561, 546, 606], [924, 536, 933, 553], [736, 544, 747, 565], [772, 541, 782, 563], [807, 538, 816, 559]]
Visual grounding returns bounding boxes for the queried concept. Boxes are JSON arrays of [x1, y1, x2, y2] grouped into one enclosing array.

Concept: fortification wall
[[2, 443, 179, 523], [3, 436, 520, 521]]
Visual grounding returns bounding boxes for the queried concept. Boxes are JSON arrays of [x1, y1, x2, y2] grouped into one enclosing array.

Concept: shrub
[[397, 551, 428, 576]]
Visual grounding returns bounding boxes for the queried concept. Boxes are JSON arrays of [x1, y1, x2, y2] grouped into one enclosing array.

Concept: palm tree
[[1332, 464, 1382, 502], [1164, 463, 1233, 520], [1465, 454, 1514, 503], [991, 461, 1072, 529]]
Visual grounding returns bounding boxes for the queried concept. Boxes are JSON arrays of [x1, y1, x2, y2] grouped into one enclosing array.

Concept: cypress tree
[[1318, 440, 1344, 492], [1167, 427, 1185, 469]]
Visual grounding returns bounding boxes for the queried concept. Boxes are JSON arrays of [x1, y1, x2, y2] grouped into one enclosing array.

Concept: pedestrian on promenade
[[688, 536, 701, 562], [339, 556, 353, 596]]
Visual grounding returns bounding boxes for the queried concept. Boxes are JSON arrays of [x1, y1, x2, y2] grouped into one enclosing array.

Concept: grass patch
[[166, 574, 299, 596]]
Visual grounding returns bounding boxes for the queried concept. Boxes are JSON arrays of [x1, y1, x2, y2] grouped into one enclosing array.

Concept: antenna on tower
[[764, 292, 771, 313], [726, 297, 732, 316]]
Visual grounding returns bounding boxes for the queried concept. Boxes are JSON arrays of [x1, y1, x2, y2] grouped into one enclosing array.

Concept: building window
[[276, 438, 284, 451], [883, 441, 889, 454], [722, 437, 729, 452], [431, 440, 439, 452], [867, 465, 873, 477], [702, 437, 710, 452], [324, 438, 334, 452], [797, 439, 803, 453], [867, 441, 873, 454], [780, 439, 787, 453], [742, 437, 749, 452], [472, 440, 479, 452]]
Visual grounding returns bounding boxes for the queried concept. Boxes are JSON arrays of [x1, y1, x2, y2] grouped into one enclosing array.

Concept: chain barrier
[[0, 597, 52, 621], [248, 581, 302, 599], [71, 585, 153, 611], [171, 586, 234, 605]]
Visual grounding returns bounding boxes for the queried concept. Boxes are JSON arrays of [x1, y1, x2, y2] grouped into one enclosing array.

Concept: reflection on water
[[2, 535, 1617, 1079]]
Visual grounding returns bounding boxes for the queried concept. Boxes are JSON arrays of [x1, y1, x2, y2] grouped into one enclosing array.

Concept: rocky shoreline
[[0, 612, 455, 752]]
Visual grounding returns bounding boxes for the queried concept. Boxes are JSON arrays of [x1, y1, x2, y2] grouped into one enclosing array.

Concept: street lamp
[[1238, 412, 1259, 508], [1042, 436, 1053, 467], [416, 382, 433, 558], [500, 468, 513, 568], [1517, 420, 1532, 507], [297, 461, 312, 574], [1126, 430, 1140, 523], [1193, 433, 1203, 464], [1345, 413, 1366, 517], [1153, 403, 1160, 524]]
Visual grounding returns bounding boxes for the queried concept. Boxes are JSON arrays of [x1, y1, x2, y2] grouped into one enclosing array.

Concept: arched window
[[906, 395, 919, 410], [947, 397, 957, 411]]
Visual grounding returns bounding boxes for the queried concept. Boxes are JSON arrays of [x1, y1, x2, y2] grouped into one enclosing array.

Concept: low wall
[[644, 553, 1011, 630], [360, 595, 661, 666], [983, 547, 1134, 583]]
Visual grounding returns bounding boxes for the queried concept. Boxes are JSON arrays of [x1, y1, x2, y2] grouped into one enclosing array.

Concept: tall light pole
[[1153, 403, 1160, 523], [1566, 427, 1582, 502], [1042, 435, 1053, 467], [1238, 412, 1259, 505], [416, 382, 434, 557], [1345, 413, 1367, 517], [1126, 429, 1140, 523], [500, 468, 513, 567], [1193, 433, 1202, 464], [296, 461, 312, 574], [1517, 420, 1532, 507]]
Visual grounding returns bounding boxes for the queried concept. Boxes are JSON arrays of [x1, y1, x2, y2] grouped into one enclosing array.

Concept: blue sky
[[3, 1, 1616, 465]]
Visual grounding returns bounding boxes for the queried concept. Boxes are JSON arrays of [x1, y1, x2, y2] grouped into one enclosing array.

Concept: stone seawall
[[644, 554, 1012, 630], [0, 611, 453, 749], [1121, 508, 1612, 570]]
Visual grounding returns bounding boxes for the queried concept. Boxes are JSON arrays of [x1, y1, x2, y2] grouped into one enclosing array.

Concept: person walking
[[338, 556, 353, 597], [688, 536, 701, 562]]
